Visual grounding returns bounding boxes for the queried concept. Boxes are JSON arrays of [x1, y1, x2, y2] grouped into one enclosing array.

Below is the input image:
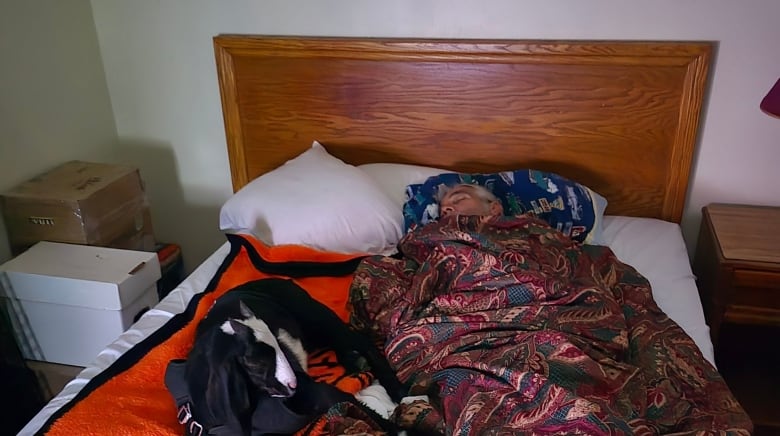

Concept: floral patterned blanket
[[349, 214, 752, 435]]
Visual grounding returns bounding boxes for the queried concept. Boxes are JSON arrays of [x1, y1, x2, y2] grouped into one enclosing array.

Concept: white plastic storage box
[[0, 241, 161, 367]]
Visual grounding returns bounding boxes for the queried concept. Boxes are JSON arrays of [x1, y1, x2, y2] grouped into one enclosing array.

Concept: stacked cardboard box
[[1, 161, 155, 254]]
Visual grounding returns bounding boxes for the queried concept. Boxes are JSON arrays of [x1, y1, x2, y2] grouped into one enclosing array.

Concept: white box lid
[[0, 241, 161, 310]]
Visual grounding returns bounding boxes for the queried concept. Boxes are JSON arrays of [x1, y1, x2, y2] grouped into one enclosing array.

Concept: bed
[[19, 35, 752, 435]]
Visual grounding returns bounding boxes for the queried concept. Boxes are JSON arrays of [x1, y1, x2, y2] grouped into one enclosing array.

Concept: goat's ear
[[229, 319, 254, 342], [238, 300, 255, 319], [204, 359, 249, 424]]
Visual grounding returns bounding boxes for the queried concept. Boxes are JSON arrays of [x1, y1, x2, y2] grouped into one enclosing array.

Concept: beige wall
[[3, 1, 779, 272], [0, 0, 118, 264], [90, 0, 780, 272]]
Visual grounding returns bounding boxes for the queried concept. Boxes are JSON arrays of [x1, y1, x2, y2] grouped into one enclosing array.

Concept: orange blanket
[[43, 234, 368, 435]]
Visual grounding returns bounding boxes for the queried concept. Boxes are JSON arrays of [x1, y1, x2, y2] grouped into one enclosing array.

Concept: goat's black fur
[[184, 278, 405, 435]]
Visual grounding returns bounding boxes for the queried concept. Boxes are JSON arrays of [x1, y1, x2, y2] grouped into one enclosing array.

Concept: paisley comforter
[[349, 214, 752, 435]]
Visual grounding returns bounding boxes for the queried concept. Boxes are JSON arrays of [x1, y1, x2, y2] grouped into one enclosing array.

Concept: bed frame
[[213, 35, 712, 222]]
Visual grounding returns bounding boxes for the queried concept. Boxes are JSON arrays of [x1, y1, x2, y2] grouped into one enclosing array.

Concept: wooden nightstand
[[693, 203, 780, 434], [694, 203, 780, 341]]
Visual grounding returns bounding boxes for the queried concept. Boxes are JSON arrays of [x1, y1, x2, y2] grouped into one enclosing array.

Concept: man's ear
[[489, 201, 504, 216]]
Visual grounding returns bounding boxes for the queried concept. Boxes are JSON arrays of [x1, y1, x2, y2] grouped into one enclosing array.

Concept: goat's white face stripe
[[219, 317, 297, 391], [277, 328, 307, 372], [219, 320, 236, 335]]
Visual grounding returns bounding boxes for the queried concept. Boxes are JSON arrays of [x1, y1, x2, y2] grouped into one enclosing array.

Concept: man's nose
[[441, 205, 454, 216]]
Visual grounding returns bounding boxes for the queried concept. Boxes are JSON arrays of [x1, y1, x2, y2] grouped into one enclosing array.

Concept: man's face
[[439, 185, 500, 217]]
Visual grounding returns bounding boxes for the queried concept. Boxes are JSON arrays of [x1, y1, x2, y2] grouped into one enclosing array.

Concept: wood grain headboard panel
[[214, 36, 711, 222]]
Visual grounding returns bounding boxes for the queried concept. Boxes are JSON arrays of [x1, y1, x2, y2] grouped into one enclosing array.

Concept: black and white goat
[[180, 278, 404, 435]]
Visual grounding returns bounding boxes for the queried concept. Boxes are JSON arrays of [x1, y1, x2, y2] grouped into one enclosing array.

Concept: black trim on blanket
[[37, 235, 365, 435], [227, 233, 368, 277]]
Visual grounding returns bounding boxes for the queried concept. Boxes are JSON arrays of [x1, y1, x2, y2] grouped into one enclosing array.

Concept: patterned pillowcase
[[402, 170, 608, 244]]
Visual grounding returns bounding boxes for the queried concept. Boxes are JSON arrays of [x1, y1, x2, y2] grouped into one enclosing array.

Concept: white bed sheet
[[20, 216, 713, 435]]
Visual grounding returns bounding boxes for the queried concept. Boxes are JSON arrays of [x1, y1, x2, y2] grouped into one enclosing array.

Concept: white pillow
[[219, 141, 403, 255], [358, 163, 448, 207]]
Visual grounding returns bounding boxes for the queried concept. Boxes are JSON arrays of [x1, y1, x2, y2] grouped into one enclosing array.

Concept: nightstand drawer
[[732, 269, 780, 289], [731, 269, 780, 311]]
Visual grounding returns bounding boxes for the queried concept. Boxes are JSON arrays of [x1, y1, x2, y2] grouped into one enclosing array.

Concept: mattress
[[19, 216, 713, 435]]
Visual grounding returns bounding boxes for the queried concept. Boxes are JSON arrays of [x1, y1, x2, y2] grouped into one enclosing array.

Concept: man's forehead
[[446, 184, 478, 196]]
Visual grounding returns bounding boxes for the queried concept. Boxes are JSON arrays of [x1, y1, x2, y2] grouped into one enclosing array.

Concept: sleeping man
[[435, 183, 503, 218], [350, 182, 751, 435]]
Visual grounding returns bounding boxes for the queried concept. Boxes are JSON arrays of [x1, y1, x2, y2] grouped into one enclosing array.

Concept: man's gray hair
[[435, 183, 500, 205]]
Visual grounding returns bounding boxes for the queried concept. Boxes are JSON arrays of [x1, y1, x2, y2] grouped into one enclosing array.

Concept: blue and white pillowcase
[[402, 170, 608, 244]]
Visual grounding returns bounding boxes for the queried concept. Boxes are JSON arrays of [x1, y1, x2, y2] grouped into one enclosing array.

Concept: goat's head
[[224, 314, 297, 398]]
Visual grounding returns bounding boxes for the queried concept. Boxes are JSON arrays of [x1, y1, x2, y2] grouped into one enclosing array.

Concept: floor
[[716, 324, 780, 435], [26, 360, 84, 402]]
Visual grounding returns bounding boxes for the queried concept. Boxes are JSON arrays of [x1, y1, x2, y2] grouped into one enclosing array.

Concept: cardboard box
[[1, 161, 155, 254], [0, 241, 161, 367], [25, 360, 84, 400]]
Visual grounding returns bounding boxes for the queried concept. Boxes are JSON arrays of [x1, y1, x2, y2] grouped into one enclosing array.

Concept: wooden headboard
[[214, 35, 711, 222]]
